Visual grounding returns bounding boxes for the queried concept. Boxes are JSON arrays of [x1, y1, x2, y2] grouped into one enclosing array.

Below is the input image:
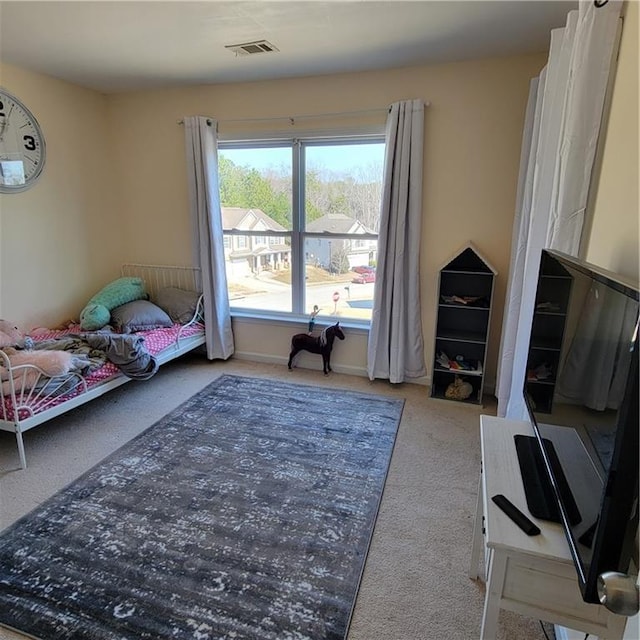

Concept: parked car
[[352, 271, 376, 284], [352, 265, 376, 274]]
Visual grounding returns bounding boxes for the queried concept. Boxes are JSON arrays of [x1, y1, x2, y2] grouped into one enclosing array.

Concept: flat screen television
[[521, 249, 639, 606]]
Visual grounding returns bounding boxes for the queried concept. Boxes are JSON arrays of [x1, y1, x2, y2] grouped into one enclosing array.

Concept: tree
[[333, 246, 351, 274], [217, 151, 382, 231], [218, 156, 292, 229]]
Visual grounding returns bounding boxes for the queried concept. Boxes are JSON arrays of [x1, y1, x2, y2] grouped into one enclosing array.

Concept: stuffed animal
[[80, 277, 147, 331], [0, 319, 77, 394], [445, 376, 474, 401], [0, 347, 75, 395], [0, 319, 28, 349]]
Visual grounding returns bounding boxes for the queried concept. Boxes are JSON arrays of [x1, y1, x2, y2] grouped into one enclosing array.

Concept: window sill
[[230, 310, 370, 334]]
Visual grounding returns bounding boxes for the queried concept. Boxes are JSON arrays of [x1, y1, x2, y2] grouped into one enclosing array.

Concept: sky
[[220, 142, 385, 178]]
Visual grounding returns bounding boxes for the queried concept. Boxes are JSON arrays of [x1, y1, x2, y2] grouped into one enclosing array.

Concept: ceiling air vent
[[225, 40, 279, 57]]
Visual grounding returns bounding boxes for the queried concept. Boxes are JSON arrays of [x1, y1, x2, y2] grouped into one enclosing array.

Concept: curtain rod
[[176, 103, 429, 126]]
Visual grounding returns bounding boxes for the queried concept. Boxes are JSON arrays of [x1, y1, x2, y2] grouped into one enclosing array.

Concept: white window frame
[[218, 132, 384, 322]]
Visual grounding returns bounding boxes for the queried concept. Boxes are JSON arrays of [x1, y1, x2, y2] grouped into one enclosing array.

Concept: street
[[229, 275, 374, 320]]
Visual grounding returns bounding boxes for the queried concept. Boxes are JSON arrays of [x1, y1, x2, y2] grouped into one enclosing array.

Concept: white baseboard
[[231, 351, 430, 385], [231, 351, 369, 378]]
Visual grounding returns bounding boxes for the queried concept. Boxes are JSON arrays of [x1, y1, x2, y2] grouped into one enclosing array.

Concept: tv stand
[[469, 415, 627, 640]]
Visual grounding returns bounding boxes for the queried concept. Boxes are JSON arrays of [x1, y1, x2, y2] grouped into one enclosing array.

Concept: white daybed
[[0, 264, 207, 469]]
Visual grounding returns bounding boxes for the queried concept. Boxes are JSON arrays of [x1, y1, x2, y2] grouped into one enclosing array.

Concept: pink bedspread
[[2, 323, 204, 421]]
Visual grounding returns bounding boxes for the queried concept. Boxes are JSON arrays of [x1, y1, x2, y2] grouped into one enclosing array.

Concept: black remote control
[[492, 494, 541, 536]]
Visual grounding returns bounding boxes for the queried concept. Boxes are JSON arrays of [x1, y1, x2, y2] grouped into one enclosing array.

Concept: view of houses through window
[[218, 138, 385, 322]]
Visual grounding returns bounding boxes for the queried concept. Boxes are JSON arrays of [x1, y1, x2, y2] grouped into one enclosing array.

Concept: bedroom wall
[[106, 54, 546, 384], [0, 63, 122, 329], [1, 14, 635, 387], [585, 0, 639, 283]]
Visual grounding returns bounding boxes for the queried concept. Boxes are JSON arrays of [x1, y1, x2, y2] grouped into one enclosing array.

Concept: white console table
[[469, 415, 627, 640]]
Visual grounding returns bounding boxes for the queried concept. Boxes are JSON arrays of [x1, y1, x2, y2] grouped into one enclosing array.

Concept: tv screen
[[523, 249, 639, 604]]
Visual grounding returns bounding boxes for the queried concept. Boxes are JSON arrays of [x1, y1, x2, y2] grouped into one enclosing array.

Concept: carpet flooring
[[0, 374, 403, 640], [0, 358, 565, 640]]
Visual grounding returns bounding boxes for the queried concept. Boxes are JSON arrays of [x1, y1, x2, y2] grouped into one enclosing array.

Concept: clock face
[[0, 88, 46, 193]]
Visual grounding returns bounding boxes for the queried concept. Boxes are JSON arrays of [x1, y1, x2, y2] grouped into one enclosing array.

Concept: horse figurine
[[288, 322, 345, 375]]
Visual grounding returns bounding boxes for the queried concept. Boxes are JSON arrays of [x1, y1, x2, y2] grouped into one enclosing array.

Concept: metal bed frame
[[0, 264, 205, 470]]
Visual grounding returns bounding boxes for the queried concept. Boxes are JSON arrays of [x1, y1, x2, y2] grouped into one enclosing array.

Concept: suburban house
[[305, 213, 377, 272], [0, 1, 638, 638], [219, 208, 376, 276], [221, 207, 290, 276]]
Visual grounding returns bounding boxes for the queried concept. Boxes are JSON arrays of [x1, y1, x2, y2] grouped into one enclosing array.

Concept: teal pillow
[[80, 277, 147, 330], [80, 303, 111, 331]]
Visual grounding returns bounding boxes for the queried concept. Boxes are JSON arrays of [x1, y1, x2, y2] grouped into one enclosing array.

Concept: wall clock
[[0, 88, 46, 193]]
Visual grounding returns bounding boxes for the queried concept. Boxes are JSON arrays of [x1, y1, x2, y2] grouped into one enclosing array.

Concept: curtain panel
[[496, 1, 622, 418], [183, 116, 235, 360], [367, 99, 426, 384], [494, 76, 541, 416]]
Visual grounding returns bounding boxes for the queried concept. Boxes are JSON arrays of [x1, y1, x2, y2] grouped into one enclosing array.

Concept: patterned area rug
[[0, 374, 403, 640]]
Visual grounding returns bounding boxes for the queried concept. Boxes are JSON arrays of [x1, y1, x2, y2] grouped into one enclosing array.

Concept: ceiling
[[0, 1, 576, 94]]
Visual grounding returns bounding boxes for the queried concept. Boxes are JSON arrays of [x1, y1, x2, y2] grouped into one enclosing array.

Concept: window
[[218, 137, 385, 322]]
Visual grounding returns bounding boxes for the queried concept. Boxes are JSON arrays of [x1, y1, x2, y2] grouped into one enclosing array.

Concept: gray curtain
[[367, 99, 426, 383], [183, 116, 234, 360]]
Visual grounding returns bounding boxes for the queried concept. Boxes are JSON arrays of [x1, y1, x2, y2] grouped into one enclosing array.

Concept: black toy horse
[[288, 322, 345, 375]]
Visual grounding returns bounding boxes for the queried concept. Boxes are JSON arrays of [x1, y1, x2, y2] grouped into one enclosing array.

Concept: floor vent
[[225, 40, 279, 56]]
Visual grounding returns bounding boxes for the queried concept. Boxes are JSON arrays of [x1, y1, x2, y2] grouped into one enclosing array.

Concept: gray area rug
[[0, 374, 403, 640]]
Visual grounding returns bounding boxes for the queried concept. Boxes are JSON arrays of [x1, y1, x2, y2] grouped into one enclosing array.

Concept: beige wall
[[0, 63, 122, 329], [1, 22, 635, 386], [107, 55, 545, 384], [586, 0, 639, 282], [232, 317, 369, 376]]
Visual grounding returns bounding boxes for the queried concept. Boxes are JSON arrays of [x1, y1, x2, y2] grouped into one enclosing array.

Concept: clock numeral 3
[[0, 90, 46, 191], [23, 135, 36, 151]]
